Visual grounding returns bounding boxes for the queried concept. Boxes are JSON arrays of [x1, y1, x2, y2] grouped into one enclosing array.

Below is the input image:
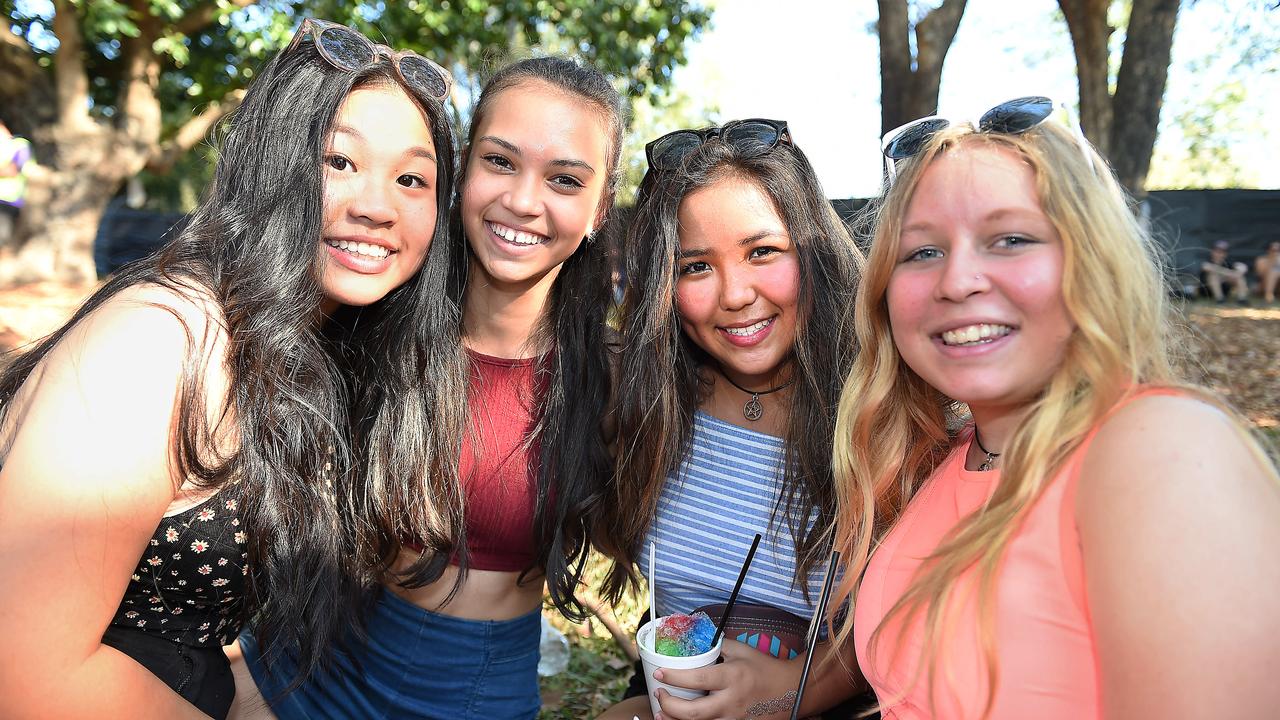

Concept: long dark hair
[[601, 136, 863, 604], [387, 56, 624, 622], [0, 40, 456, 688]]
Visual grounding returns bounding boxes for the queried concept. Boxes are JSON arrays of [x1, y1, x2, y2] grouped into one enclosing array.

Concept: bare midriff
[[386, 549, 545, 621]]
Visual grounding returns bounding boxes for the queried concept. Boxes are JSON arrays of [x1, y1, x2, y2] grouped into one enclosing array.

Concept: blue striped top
[[641, 410, 830, 624]]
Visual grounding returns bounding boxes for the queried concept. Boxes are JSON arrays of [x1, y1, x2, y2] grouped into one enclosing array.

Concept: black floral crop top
[[108, 485, 248, 647]]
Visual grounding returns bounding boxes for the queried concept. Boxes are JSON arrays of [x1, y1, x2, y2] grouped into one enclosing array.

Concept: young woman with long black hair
[[598, 120, 867, 719], [238, 55, 622, 720], [0, 19, 455, 720]]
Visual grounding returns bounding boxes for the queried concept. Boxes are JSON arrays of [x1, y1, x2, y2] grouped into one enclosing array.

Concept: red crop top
[[450, 349, 543, 572]]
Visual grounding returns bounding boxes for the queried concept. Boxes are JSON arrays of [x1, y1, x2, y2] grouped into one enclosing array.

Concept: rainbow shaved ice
[[654, 611, 717, 657]]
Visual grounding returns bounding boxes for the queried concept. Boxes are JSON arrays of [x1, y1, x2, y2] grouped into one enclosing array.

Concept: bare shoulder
[[1077, 391, 1279, 528], [56, 283, 226, 378], [1075, 399, 1280, 716], [7, 282, 229, 432], [97, 281, 226, 347]]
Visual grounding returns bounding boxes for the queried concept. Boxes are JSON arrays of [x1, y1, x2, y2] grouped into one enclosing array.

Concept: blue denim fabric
[[240, 591, 541, 720]]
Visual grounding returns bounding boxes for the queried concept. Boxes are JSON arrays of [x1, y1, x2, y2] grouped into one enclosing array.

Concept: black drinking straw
[[711, 532, 762, 647], [789, 549, 842, 720]]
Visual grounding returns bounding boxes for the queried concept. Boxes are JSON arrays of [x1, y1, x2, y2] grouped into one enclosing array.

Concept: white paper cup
[[636, 616, 723, 717]]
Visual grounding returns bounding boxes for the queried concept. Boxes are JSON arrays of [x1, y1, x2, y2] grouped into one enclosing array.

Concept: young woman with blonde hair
[[830, 97, 1280, 719]]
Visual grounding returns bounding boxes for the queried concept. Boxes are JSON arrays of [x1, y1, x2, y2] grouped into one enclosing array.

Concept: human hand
[[651, 640, 802, 720]]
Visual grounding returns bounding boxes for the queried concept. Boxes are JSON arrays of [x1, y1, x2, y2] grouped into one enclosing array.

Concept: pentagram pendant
[[978, 452, 998, 471], [743, 393, 763, 421]]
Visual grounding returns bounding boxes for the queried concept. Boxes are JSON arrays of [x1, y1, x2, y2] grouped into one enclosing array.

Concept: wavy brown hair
[[601, 133, 864, 604]]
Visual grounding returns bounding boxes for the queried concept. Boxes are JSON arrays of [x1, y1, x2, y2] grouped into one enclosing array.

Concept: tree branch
[[877, 0, 912, 135], [1110, 0, 1181, 194], [51, 0, 91, 129], [0, 23, 41, 96], [912, 0, 968, 117], [145, 89, 246, 174], [1058, 0, 1113, 156]]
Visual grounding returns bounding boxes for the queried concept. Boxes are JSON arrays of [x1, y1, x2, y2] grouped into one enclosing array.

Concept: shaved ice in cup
[[637, 614, 723, 716], [654, 611, 717, 656]]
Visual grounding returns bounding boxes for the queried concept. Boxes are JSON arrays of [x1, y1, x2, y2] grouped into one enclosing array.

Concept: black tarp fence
[[1145, 189, 1280, 291]]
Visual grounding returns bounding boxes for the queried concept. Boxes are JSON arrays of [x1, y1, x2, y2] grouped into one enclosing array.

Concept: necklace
[[974, 428, 1002, 471], [719, 372, 793, 421]]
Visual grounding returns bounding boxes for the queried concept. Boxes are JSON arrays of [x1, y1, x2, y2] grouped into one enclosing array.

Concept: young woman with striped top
[[599, 120, 867, 719]]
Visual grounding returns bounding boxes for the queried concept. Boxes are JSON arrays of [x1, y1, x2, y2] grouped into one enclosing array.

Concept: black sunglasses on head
[[645, 118, 791, 173], [286, 18, 452, 103]]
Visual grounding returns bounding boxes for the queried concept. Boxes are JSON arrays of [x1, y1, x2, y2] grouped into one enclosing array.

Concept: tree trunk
[[0, 122, 131, 284], [1109, 0, 1180, 195], [1058, 0, 1113, 157], [0, 0, 243, 286], [909, 0, 967, 124], [878, 0, 912, 136], [878, 0, 969, 136]]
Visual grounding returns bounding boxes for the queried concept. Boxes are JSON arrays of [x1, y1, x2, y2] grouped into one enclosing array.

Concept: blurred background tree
[[0, 0, 711, 285]]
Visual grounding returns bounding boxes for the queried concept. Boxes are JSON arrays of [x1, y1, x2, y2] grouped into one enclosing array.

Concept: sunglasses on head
[[286, 18, 452, 103], [645, 118, 791, 173], [880, 96, 1092, 183]]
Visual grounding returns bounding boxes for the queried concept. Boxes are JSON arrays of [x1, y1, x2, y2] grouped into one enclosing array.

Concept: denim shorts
[[240, 590, 541, 720]]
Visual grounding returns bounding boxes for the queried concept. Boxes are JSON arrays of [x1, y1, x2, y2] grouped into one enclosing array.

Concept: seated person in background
[[1254, 240, 1280, 303], [1201, 239, 1249, 303]]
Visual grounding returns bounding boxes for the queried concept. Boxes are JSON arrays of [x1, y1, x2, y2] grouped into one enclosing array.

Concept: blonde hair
[[829, 121, 1265, 716]]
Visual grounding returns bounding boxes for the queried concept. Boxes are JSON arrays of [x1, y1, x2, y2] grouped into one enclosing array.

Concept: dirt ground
[[0, 281, 1276, 430]]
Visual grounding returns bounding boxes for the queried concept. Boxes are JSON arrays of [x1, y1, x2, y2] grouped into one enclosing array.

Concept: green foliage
[[4, 0, 711, 206], [302, 0, 711, 116], [538, 550, 648, 718], [537, 633, 636, 718], [1147, 1, 1279, 189], [1147, 80, 1258, 189]]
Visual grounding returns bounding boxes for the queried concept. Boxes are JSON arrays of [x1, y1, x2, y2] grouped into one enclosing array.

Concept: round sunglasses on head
[[881, 96, 1054, 161], [645, 118, 791, 173], [878, 96, 1096, 183], [285, 18, 452, 103]]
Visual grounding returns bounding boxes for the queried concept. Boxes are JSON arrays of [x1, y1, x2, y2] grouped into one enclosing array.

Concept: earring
[[585, 228, 597, 244]]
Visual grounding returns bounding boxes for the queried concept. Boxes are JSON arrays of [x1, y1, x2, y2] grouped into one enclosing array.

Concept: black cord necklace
[[720, 371, 793, 422], [974, 428, 1002, 471]]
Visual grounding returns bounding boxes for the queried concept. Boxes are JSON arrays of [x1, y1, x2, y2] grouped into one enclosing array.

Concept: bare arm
[[0, 290, 217, 719], [1077, 394, 1280, 720]]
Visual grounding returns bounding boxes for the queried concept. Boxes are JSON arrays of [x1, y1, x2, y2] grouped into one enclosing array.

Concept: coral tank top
[[855, 389, 1180, 719]]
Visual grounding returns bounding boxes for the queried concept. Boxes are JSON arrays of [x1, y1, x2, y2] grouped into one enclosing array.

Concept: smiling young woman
[[597, 120, 869, 720], [0, 18, 455, 720], [830, 108, 1280, 720], [236, 56, 623, 720]]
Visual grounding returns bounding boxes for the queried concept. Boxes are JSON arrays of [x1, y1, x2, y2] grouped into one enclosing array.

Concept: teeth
[[327, 239, 390, 258], [488, 222, 544, 245], [724, 318, 772, 337], [941, 323, 1012, 346]]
